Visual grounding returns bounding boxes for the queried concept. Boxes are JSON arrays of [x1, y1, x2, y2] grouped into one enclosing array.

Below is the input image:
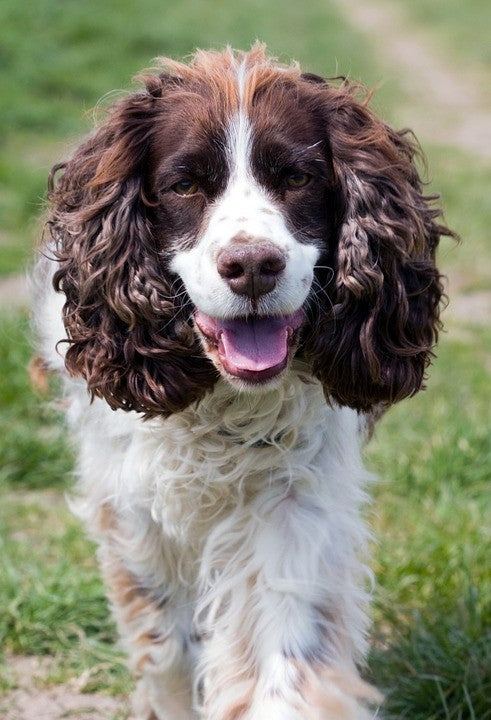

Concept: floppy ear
[[47, 79, 217, 417], [305, 86, 455, 411]]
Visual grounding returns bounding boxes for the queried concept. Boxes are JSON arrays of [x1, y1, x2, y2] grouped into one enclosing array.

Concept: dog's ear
[[48, 79, 217, 417], [305, 85, 455, 411]]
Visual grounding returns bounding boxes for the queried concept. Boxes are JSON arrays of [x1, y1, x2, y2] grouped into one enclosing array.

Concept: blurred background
[[0, 0, 490, 718]]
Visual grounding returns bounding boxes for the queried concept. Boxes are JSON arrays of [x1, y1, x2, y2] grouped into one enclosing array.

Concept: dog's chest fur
[[69, 369, 368, 591]]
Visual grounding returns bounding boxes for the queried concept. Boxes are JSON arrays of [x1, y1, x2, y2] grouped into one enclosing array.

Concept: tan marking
[[136, 628, 169, 646], [206, 683, 255, 720], [136, 631, 155, 647], [295, 661, 382, 719], [113, 570, 143, 607], [95, 502, 117, 532], [363, 402, 388, 440], [238, 44, 301, 111], [29, 355, 50, 393], [230, 231, 255, 244], [154, 47, 240, 115], [102, 548, 163, 624], [220, 696, 253, 720], [135, 652, 152, 673]]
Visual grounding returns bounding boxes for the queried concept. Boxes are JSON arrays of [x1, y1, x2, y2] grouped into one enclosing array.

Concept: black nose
[[217, 243, 286, 299]]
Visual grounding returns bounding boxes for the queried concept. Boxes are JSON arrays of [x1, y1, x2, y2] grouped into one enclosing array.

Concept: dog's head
[[47, 45, 452, 417]]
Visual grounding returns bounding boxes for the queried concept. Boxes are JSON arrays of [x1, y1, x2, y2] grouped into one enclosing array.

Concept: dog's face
[[48, 47, 450, 416], [149, 75, 335, 387]]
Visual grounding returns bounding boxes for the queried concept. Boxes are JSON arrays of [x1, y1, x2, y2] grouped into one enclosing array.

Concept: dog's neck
[[179, 366, 322, 449]]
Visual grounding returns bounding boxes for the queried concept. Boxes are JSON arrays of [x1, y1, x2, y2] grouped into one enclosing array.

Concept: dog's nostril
[[217, 243, 286, 299], [260, 257, 286, 277], [219, 260, 244, 280]]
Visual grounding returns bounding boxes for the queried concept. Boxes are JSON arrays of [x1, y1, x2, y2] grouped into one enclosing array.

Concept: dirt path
[[0, 656, 128, 720], [332, 0, 491, 160]]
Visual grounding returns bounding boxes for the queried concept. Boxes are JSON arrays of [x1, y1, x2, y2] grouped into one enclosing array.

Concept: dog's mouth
[[194, 310, 304, 383]]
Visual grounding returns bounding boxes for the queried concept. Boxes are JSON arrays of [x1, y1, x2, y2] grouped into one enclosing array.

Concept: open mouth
[[194, 310, 304, 383]]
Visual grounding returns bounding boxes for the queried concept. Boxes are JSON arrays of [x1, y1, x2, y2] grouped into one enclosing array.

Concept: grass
[[370, 603, 490, 719], [425, 147, 491, 293], [0, 313, 72, 490], [366, 330, 491, 718], [0, 490, 130, 695], [0, 0, 490, 717]]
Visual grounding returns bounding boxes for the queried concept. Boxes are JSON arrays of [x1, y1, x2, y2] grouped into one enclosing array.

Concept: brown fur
[[47, 86, 220, 417], [302, 85, 455, 410], [28, 355, 50, 393]]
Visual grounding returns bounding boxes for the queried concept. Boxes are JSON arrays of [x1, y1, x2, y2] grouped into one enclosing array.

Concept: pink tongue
[[219, 316, 290, 371]]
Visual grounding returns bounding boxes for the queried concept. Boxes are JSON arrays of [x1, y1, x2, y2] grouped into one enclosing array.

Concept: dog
[[33, 44, 453, 719]]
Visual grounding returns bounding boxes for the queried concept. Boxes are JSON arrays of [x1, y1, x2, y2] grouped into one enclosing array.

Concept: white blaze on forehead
[[226, 55, 254, 184], [226, 110, 253, 184], [236, 54, 249, 107], [171, 57, 320, 320], [209, 57, 280, 246]]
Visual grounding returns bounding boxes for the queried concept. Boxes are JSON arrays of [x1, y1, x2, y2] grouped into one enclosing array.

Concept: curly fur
[[305, 102, 446, 409], [34, 45, 455, 719], [48, 119, 219, 415]]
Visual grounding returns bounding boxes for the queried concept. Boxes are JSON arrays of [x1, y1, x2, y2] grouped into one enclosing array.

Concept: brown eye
[[172, 179, 199, 196], [286, 172, 311, 188]]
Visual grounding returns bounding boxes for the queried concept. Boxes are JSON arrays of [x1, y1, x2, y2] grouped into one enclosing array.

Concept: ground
[[1, 656, 126, 720]]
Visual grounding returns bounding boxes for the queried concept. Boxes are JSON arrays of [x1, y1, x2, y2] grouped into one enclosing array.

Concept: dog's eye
[[172, 179, 199, 196], [286, 172, 311, 188]]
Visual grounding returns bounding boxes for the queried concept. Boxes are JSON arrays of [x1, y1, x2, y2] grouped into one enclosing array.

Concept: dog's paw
[[295, 664, 382, 720]]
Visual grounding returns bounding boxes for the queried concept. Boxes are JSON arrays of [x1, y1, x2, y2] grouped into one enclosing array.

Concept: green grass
[[366, 330, 491, 718], [0, 490, 130, 695], [425, 147, 491, 292], [370, 601, 490, 719], [1, 0, 490, 716], [0, 313, 72, 490]]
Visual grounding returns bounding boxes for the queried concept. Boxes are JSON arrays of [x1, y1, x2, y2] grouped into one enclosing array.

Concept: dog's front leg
[[93, 503, 195, 720], [196, 485, 381, 720]]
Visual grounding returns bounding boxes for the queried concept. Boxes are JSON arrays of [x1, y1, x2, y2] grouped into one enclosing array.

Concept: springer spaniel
[[33, 45, 453, 720]]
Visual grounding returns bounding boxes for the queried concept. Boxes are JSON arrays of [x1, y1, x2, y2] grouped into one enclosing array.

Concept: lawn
[[0, 0, 489, 718]]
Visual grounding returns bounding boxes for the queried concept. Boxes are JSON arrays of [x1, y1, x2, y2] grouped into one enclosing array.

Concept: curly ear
[[305, 86, 455, 411], [47, 82, 217, 417]]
